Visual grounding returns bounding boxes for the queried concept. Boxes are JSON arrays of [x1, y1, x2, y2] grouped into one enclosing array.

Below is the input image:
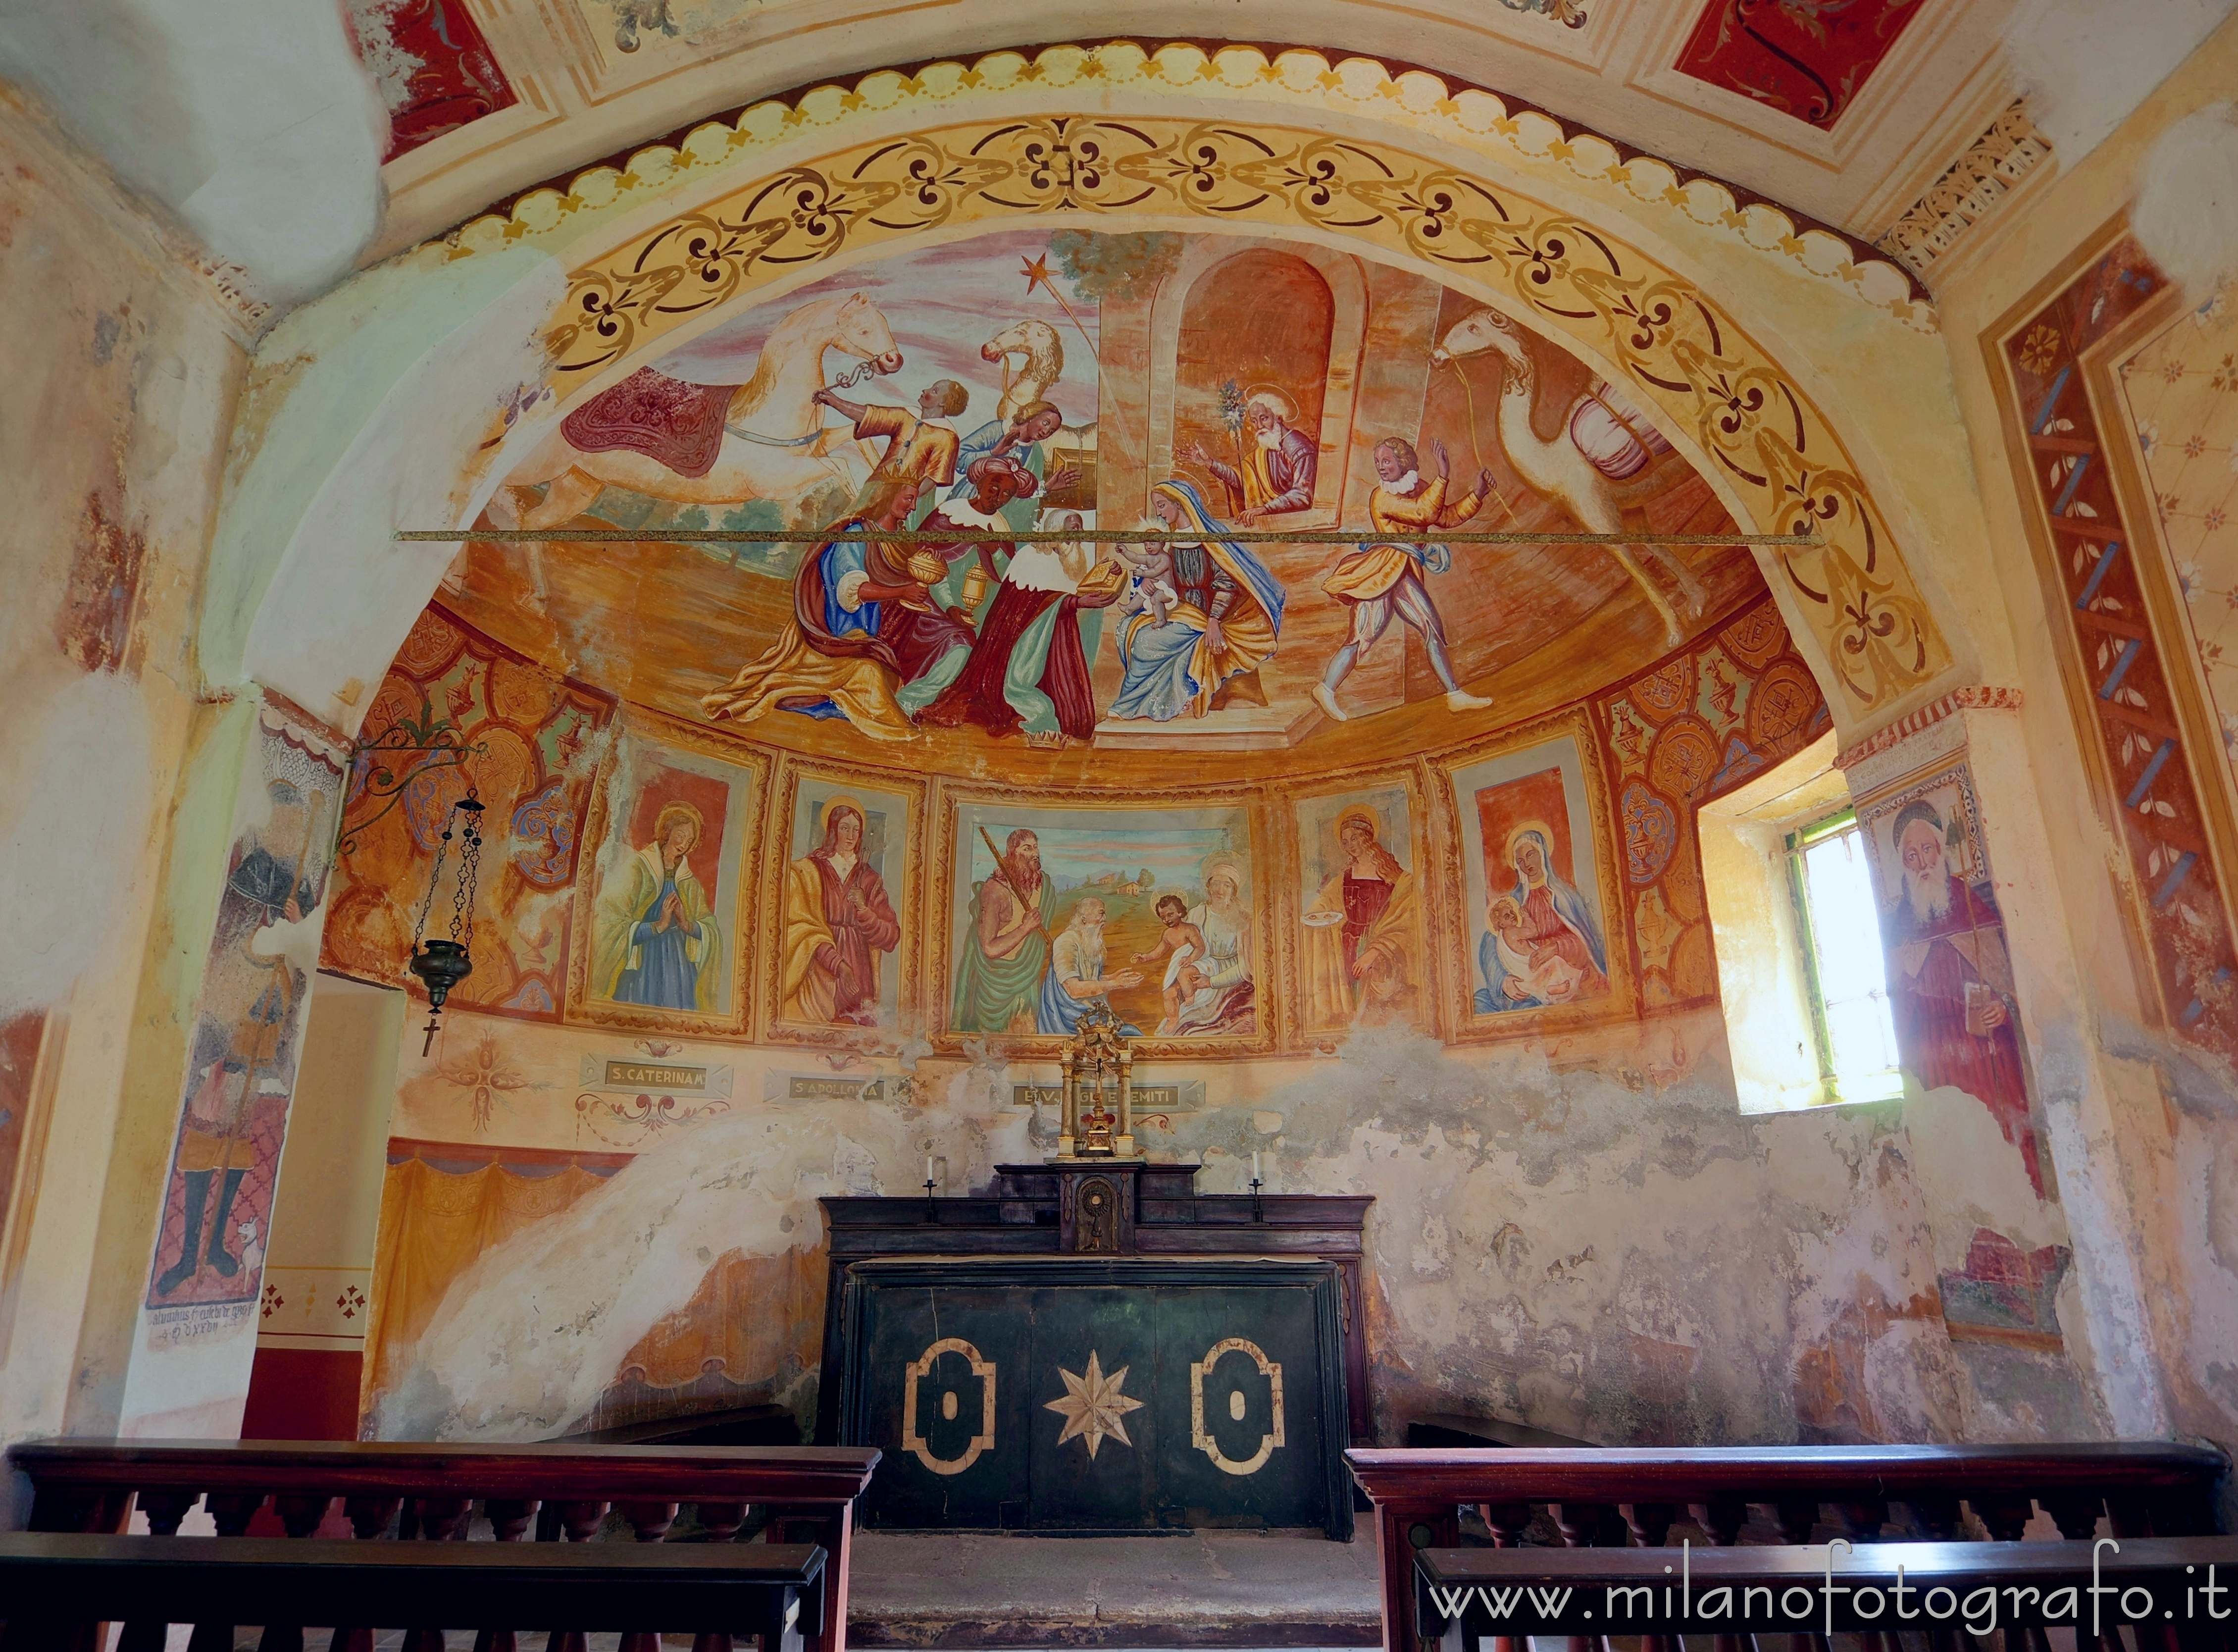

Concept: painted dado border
[[501, 104, 1947, 716]]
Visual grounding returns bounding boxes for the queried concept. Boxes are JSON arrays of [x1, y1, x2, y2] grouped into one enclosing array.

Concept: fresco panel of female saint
[[1301, 809, 1419, 1028], [781, 800, 900, 1026], [593, 803, 721, 1013], [1108, 480, 1286, 723]]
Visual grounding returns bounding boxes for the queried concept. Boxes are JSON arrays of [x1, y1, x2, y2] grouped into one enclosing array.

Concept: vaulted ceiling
[[361, 0, 2025, 261]]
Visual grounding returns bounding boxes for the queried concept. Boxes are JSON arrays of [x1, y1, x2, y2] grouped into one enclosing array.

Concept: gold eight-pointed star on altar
[[1045, 1350, 1143, 1460]]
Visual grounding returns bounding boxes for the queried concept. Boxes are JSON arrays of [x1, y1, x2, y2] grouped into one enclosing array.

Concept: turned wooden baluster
[[1768, 1501, 1829, 1652], [2044, 1491, 2105, 1540], [686, 1500, 752, 1652], [616, 1503, 683, 1652], [467, 1500, 542, 1652], [1687, 1498, 1759, 1652], [1903, 1495, 1961, 1541], [1830, 1500, 1892, 1652], [415, 1495, 474, 1540], [182, 1493, 269, 1652], [1551, 1503, 1616, 1652], [253, 1495, 337, 1652], [116, 1497, 193, 1652], [325, 1495, 403, 1652], [1470, 1502, 1534, 1652], [539, 1506, 607, 1652], [1619, 1504, 1679, 1652]]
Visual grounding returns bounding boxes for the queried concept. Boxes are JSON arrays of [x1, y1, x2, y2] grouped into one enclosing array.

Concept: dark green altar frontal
[[835, 1256, 1352, 1539]]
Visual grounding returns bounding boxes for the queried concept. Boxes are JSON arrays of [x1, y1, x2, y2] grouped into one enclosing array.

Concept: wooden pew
[[6, 1440, 880, 1652], [1345, 1441, 2230, 1652], [0, 1531, 824, 1652]]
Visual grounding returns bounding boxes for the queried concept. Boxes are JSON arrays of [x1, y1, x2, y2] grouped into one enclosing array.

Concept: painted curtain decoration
[[568, 719, 763, 1035], [1997, 234, 2238, 1062], [1857, 763, 2044, 1199], [1673, 0, 1926, 129], [766, 763, 920, 1040], [146, 707, 347, 1317], [940, 797, 1261, 1047]]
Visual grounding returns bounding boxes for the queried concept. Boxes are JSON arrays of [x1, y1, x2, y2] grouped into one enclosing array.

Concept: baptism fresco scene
[[7, 7, 2238, 1628]]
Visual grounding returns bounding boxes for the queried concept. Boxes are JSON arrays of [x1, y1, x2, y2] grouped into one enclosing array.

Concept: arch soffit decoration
[[479, 97, 1953, 718]]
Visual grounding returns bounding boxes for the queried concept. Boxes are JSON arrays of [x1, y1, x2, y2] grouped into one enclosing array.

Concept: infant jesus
[[1110, 537, 1180, 626], [1133, 893, 1207, 1033], [1486, 894, 1584, 1003]]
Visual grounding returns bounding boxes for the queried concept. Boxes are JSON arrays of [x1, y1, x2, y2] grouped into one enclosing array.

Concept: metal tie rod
[[395, 528, 1823, 547]]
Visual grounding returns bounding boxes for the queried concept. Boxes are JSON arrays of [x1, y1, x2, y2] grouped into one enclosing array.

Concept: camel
[[491, 292, 903, 531], [1431, 307, 1707, 645]]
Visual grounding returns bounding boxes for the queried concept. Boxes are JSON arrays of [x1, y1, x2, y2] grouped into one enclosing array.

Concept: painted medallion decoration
[[567, 719, 764, 1035], [938, 794, 1266, 1048]]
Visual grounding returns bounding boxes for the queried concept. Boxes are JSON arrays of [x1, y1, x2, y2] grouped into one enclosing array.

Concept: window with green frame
[[1786, 810, 1905, 1105]]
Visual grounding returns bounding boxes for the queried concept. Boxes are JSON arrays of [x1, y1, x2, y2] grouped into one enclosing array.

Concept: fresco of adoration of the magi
[[456, 228, 1764, 755]]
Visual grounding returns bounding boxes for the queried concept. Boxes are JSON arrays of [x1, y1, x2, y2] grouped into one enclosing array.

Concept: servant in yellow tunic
[[1312, 436, 1497, 721], [1300, 807, 1422, 1032], [814, 380, 967, 514]]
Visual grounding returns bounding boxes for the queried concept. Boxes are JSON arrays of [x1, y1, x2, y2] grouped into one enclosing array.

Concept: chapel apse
[[446, 227, 1763, 766]]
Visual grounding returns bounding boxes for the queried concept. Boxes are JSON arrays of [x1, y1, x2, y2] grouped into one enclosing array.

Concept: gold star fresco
[[1045, 1350, 1143, 1460]]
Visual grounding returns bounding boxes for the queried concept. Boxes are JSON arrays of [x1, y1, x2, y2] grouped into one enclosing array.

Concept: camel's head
[[836, 292, 904, 376], [1430, 307, 1523, 369], [981, 317, 1061, 366]]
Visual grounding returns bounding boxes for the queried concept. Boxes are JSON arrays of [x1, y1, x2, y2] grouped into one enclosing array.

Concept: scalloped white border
[[418, 41, 1937, 333]]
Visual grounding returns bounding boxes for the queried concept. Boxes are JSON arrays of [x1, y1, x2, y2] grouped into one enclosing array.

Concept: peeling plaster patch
[[2209, 1137, 2238, 1272], [2131, 103, 2238, 302], [1413, 1213, 1451, 1280], [1949, 1340, 2101, 1442], [1251, 1110, 1283, 1135]]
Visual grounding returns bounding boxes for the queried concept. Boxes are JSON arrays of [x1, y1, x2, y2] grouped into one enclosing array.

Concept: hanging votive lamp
[[406, 786, 486, 1055]]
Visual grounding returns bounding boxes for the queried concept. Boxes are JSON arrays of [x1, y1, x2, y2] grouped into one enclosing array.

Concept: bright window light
[[1789, 815, 1904, 1105]]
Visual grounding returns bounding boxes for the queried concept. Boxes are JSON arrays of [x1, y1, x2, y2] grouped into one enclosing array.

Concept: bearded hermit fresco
[[457, 228, 1763, 757]]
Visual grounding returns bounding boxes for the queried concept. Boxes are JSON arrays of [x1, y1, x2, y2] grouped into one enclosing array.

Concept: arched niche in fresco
[[1141, 241, 1365, 531]]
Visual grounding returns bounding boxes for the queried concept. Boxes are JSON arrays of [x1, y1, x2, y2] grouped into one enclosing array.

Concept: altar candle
[[926, 1156, 935, 1186], [1252, 1151, 1262, 1185]]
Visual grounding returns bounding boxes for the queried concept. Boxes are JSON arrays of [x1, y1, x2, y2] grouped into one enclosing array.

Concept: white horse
[[493, 292, 903, 530], [1431, 307, 1707, 645], [982, 317, 1064, 421]]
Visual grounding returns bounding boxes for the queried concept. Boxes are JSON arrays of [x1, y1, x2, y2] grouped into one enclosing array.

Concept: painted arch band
[[542, 114, 1945, 711]]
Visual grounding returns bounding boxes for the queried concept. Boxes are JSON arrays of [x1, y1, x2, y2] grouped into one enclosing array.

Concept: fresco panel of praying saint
[[591, 803, 720, 1013]]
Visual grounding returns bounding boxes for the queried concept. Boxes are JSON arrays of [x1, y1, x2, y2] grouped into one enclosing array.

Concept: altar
[[833, 1253, 1351, 1536]]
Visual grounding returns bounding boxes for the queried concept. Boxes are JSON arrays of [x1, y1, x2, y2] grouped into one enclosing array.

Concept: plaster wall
[[0, 87, 250, 1503], [372, 999, 1999, 1451], [1932, 10, 2238, 1468]]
